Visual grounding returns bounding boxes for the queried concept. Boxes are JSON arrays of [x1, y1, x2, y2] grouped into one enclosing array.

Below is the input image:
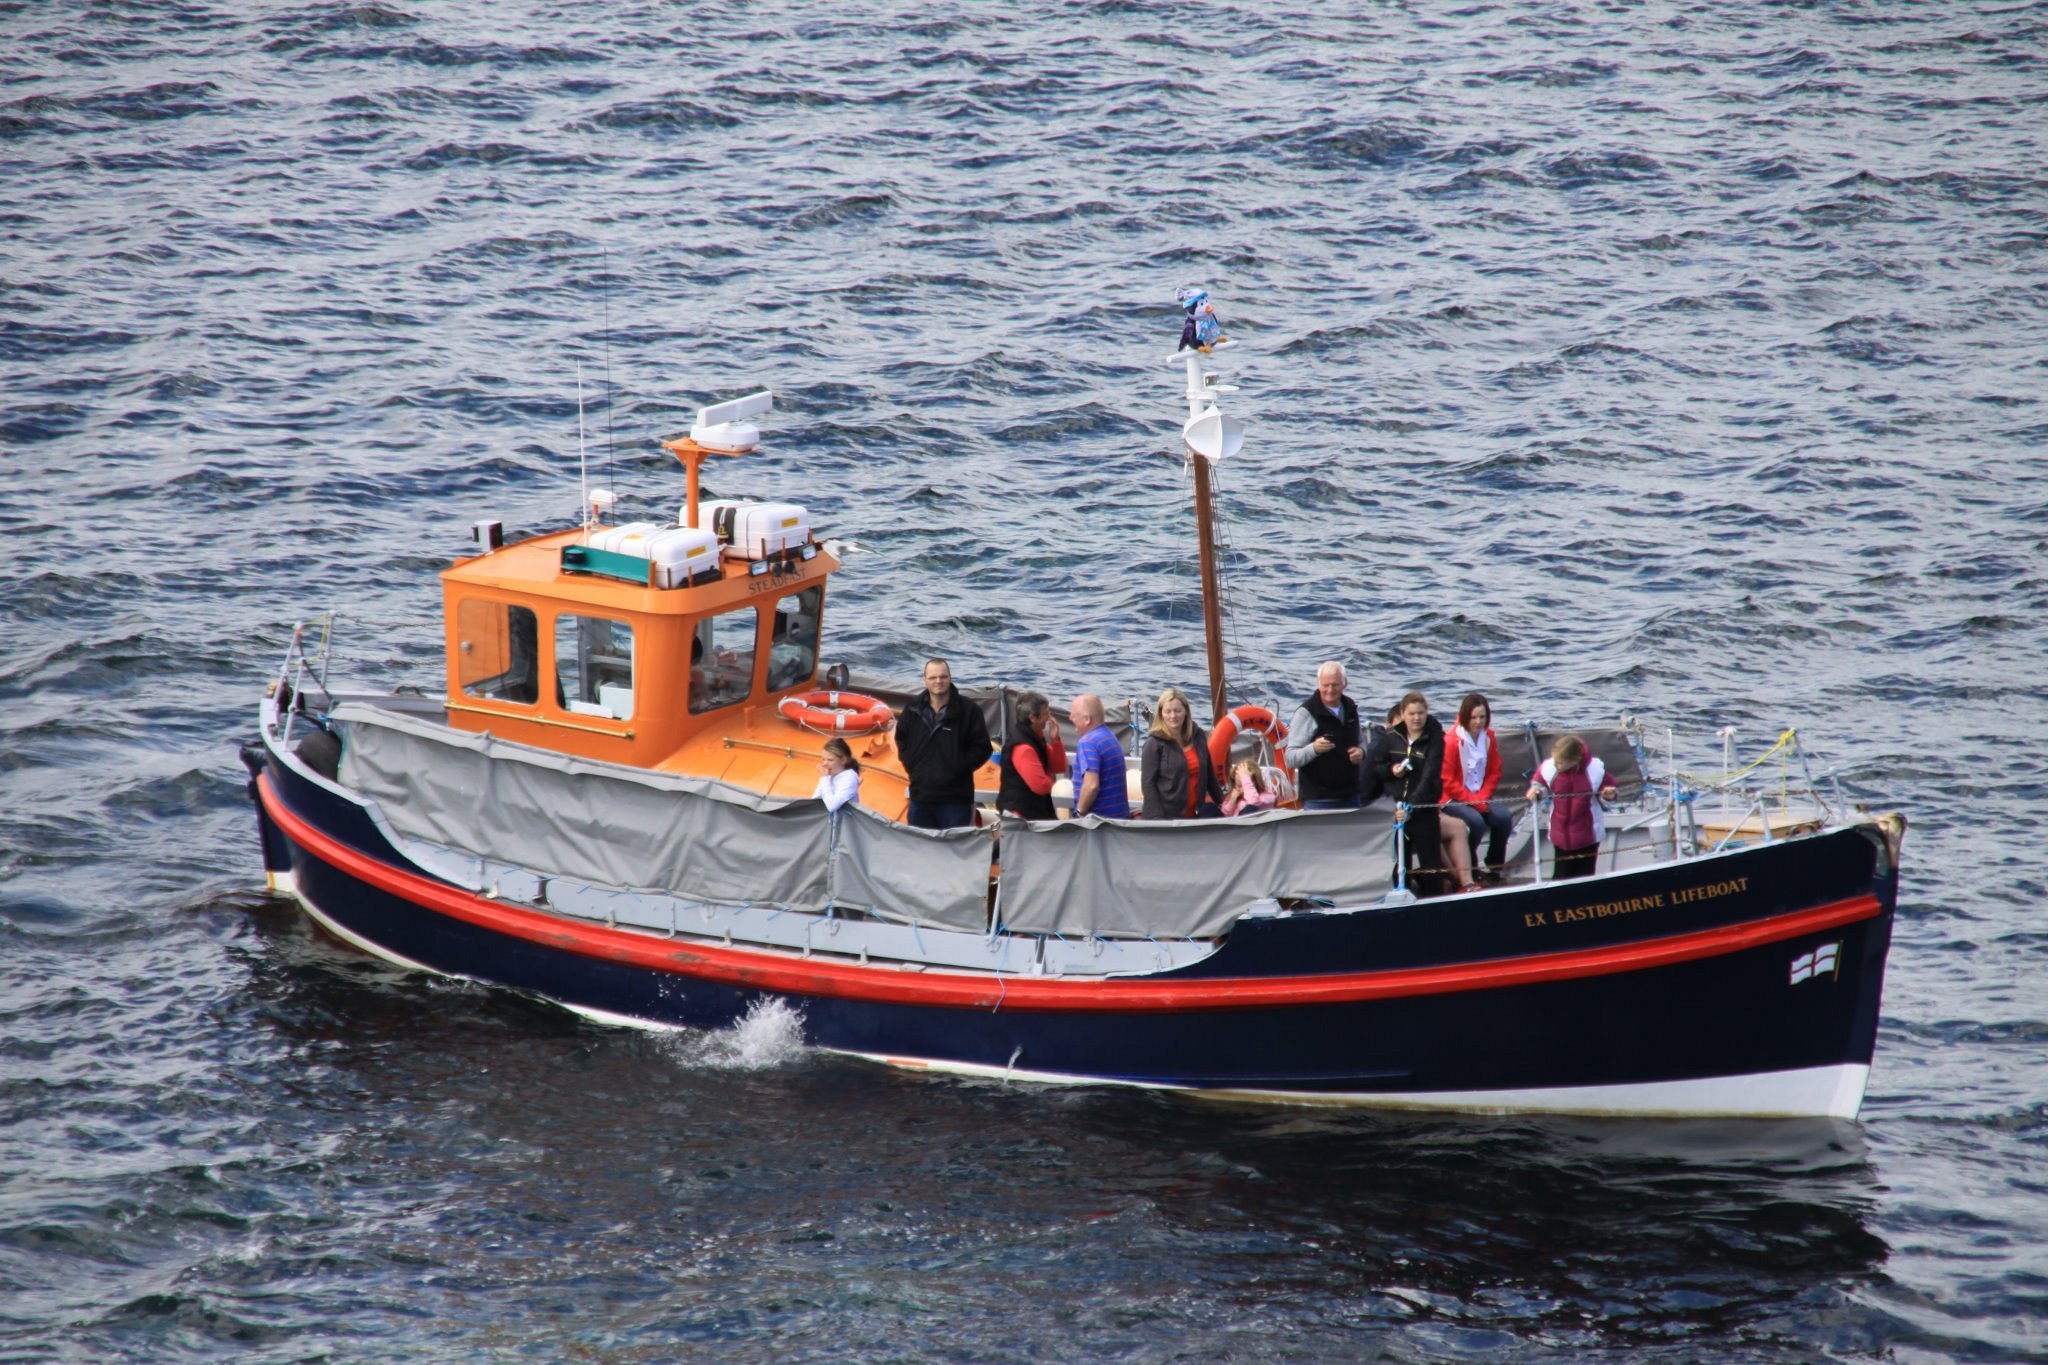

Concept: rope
[[1676, 729, 1798, 789]]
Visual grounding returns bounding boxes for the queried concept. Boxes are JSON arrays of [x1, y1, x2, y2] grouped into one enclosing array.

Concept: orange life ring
[[777, 689, 894, 733], [1209, 704, 1289, 774]]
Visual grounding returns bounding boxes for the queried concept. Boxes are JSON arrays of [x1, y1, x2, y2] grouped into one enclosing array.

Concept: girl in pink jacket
[[1221, 759, 1279, 817]]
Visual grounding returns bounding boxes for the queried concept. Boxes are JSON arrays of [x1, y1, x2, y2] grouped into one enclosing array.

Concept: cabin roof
[[442, 527, 837, 615]]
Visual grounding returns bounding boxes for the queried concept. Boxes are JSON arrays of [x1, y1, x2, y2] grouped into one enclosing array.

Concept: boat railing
[[1383, 722, 1846, 891], [1707, 796, 1777, 854], [272, 613, 339, 749]]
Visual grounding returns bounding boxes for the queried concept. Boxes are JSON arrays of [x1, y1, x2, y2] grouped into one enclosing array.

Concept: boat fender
[[777, 689, 894, 734], [1208, 704, 1289, 776], [294, 726, 343, 781]]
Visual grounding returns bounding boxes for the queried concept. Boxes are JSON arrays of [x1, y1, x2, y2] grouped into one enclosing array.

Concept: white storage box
[[586, 523, 719, 588], [597, 681, 635, 719], [692, 499, 744, 535], [721, 501, 810, 558], [587, 522, 661, 555], [640, 525, 721, 588]]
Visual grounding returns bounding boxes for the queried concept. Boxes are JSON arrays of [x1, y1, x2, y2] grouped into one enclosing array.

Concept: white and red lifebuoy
[[777, 690, 894, 734], [1209, 704, 1289, 774]]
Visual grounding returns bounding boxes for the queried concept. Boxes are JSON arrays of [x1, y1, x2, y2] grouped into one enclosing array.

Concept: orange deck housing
[[438, 527, 919, 820]]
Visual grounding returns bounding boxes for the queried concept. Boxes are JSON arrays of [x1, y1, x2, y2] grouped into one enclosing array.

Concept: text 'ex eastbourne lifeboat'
[[241, 308, 1904, 1119]]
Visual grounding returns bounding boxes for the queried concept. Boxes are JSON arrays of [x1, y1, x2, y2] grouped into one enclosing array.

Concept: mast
[[663, 389, 773, 526], [1190, 451, 1227, 722], [1177, 343, 1243, 724]]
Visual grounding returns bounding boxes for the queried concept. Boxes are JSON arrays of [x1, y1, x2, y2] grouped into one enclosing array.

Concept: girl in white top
[[814, 737, 862, 812]]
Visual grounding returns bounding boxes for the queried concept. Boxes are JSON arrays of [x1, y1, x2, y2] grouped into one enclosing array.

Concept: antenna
[[666, 389, 774, 530], [601, 245, 617, 504], [577, 361, 589, 538], [691, 389, 773, 453], [573, 361, 617, 534]]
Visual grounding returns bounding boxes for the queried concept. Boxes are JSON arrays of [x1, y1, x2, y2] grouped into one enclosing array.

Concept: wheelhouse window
[[690, 607, 758, 714], [456, 600, 539, 705], [764, 587, 821, 692], [555, 613, 634, 720]]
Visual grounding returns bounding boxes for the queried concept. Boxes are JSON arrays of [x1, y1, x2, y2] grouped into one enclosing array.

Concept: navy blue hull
[[253, 745, 1896, 1103], [240, 742, 295, 878]]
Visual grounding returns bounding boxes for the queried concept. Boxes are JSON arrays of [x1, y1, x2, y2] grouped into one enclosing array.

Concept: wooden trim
[[445, 698, 634, 740]]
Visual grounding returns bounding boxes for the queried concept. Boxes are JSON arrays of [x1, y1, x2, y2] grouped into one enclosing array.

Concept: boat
[[239, 315, 1904, 1119]]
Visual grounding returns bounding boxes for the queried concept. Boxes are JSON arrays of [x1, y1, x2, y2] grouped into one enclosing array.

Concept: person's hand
[[1313, 736, 1335, 754], [1395, 758, 1410, 774], [1525, 785, 1542, 802], [1600, 785, 1618, 801], [1346, 746, 1363, 764]]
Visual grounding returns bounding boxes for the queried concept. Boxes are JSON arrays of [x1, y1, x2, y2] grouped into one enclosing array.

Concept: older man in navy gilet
[[1284, 662, 1365, 810]]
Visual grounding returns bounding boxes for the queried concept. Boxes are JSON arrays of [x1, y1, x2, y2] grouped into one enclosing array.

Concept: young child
[[1221, 758, 1278, 817], [814, 737, 862, 813], [1525, 735, 1619, 880]]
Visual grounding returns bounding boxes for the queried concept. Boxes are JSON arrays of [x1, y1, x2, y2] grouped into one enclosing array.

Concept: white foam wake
[[666, 996, 809, 1071]]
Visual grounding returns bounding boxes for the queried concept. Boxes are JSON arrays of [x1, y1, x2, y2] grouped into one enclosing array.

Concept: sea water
[[2, 2, 2045, 1359]]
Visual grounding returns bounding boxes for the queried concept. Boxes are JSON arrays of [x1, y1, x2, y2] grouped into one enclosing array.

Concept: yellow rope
[[1677, 728, 1798, 789]]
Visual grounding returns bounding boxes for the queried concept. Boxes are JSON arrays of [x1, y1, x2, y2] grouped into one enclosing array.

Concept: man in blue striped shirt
[[1067, 694, 1130, 820]]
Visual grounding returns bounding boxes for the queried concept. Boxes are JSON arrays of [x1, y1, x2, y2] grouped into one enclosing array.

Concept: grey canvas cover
[[1493, 723, 1646, 798], [332, 702, 993, 926], [330, 702, 1408, 944], [826, 804, 993, 932], [998, 805, 1396, 940]]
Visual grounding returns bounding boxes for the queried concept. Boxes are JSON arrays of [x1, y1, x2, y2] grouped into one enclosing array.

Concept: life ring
[[1209, 704, 1289, 774], [777, 689, 893, 733]]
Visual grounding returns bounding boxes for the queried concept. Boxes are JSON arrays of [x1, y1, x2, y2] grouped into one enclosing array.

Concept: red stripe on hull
[[260, 773, 1881, 1014]]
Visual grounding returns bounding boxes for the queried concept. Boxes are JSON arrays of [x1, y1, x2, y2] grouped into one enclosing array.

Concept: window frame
[[454, 596, 541, 708], [763, 586, 823, 694], [552, 611, 636, 721], [688, 604, 763, 715]]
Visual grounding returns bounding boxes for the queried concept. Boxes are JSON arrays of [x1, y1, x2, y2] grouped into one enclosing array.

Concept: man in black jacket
[[895, 658, 993, 829]]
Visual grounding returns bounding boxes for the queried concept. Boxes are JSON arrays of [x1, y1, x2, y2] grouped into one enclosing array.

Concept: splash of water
[[665, 996, 809, 1072]]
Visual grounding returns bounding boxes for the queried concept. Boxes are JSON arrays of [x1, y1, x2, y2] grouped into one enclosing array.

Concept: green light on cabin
[[560, 544, 654, 586]]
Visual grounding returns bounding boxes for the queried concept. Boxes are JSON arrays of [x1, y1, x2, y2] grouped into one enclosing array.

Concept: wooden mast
[[1178, 340, 1243, 724]]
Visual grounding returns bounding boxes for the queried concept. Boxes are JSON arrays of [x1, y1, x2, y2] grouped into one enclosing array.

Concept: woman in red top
[[1139, 687, 1223, 820], [996, 691, 1067, 820], [1441, 692, 1513, 891]]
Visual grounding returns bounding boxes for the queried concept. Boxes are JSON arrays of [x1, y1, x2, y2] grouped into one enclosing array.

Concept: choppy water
[[4, 1, 2046, 1359]]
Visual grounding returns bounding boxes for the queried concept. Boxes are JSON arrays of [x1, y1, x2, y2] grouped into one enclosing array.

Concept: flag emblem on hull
[[1790, 942, 1841, 984]]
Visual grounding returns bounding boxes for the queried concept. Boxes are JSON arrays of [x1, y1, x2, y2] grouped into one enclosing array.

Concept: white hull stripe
[[287, 878, 1870, 1119], [297, 889, 452, 979], [845, 1052, 1871, 1120]]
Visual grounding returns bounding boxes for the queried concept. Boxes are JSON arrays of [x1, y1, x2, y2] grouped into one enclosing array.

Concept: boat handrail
[[274, 612, 337, 748], [1708, 796, 1775, 854]]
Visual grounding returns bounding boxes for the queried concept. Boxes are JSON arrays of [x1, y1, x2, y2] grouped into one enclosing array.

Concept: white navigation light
[[691, 389, 773, 453], [1183, 409, 1244, 461]]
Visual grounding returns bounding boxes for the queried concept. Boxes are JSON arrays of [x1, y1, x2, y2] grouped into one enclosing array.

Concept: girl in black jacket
[[1377, 691, 1452, 894]]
